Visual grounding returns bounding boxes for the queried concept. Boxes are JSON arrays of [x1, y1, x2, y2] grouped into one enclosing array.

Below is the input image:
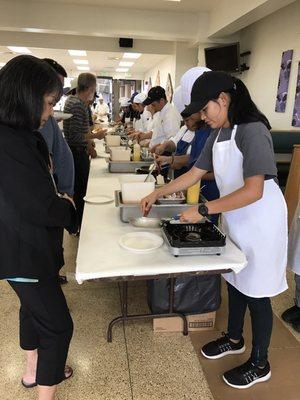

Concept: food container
[[110, 147, 131, 161], [119, 175, 155, 204], [115, 190, 200, 223], [157, 191, 185, 204], [105, 135, 121, 147], [108, 160, 153, 173]]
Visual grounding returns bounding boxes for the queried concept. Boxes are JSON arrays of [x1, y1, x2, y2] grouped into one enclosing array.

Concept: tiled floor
[[0, 233, 299, 399]]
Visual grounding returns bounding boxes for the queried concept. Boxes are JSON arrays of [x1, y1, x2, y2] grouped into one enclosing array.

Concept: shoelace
[[215, 332, 233, 352], [242, 369, 259, 384]]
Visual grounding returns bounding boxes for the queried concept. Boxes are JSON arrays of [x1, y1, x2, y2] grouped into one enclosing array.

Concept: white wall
[[143, 55, 176, 91], [240, 0, 300, 130], [174, 42, 198, 86]]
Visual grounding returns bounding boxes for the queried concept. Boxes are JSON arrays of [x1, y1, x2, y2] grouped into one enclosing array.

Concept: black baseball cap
[[182, 71, 235, 117], [143, 86, 166, 105]]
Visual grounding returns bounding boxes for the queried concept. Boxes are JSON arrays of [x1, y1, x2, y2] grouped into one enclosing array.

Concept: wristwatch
[[198, 202, 209, 217]]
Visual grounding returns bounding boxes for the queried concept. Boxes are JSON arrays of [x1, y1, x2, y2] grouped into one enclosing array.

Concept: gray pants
[[295, 274, 300, 307]]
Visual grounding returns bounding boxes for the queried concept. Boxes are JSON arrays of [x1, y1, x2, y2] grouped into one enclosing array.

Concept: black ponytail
[[227, 78, 271, 130]]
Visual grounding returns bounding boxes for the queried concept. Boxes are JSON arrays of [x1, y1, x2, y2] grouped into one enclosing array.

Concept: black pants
[[227, 282, 273, 366], [9, 278, 73, 386], [70, 147, 90, 226]]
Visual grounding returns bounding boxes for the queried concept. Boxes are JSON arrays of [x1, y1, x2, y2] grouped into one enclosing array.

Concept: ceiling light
[[123, 53, 141, 59], [116, 68, 129, 72], [68, 50, 87, 56], [119, 61, 134, 67], [0, 62, 6, 67], [73, 59, 89, 65], [7, 46, 31, 54], [77, 66, 90, 71]]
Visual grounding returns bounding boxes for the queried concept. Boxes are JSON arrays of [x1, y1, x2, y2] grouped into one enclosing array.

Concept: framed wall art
[[165, 73, 174, 102], [275, 49, 293, 113], [292, 62, 300, 127]]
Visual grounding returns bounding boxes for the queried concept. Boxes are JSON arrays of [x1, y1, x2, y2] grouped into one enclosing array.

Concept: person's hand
[[94, 128, 107, 139], [152, 143, 167, 155], [62, 193, 76, 209], [155, 155, 172, 168], [89, 147, 97, 158], [128, 130, 140, 138], [140, 190, 159, 216], [179, 206, 204, 223]]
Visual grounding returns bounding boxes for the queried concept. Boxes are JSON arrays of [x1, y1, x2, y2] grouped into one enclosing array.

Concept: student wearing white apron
[[141, 71, 288, 389], [282, 197, 300, 331]]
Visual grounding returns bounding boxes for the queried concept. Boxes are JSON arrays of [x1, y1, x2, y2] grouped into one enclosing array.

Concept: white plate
[[54, 111, 73, 120], [83, 195, 114, 204], [119, 232, 164, 253]]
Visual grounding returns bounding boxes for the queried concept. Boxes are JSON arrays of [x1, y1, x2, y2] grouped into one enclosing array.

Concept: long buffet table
[[75, 141, 247, 341]]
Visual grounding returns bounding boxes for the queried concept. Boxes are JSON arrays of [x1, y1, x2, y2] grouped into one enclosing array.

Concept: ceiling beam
[[0, 30, 175, 55]]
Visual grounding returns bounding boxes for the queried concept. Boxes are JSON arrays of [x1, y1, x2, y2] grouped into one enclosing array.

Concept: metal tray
[[115, 190, 194, 223], [108, 160, 153, 173], [157, 192, 185, 204]]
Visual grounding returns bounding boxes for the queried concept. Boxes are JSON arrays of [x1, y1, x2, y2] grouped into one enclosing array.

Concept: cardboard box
[[153, 311, 216, 333]]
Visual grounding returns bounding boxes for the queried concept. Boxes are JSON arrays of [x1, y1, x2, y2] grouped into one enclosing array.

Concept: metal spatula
[[144, 163, 156, 182]]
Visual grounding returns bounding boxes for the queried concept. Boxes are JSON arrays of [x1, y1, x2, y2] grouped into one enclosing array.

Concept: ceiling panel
[[0, 46, 168, 77]]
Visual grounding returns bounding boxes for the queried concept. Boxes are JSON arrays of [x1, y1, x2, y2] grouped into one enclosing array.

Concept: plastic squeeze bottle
[[133, 143, 141, 161], [186, 180, 201, 205]]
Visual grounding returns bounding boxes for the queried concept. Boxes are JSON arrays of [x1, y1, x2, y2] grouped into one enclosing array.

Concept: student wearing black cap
[[142, 86, 181, 148], [141, 71, 287, 389]]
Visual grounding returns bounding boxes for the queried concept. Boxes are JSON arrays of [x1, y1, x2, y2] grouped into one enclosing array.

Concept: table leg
[[107, 280, 188, 342]]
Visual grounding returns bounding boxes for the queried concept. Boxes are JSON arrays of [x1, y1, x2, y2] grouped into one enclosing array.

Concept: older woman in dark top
[[0, 55, 78, 400]]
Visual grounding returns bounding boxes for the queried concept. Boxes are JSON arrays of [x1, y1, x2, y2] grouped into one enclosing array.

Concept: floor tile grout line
[[118, 283, 134, 400]]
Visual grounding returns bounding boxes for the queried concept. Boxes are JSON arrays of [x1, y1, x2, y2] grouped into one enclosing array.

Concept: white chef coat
[[95, 101, 109, 122], [149, 102, 181, 148], [133, 109, 152, 133], [170, 126, 195, 155], [213, 125, 288, 298]]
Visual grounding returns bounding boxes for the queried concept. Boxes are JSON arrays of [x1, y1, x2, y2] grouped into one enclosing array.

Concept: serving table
[[75, 142, 247, 342]]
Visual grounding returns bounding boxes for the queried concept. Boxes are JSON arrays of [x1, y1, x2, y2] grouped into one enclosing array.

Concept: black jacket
[[0, 123, 77, 280]]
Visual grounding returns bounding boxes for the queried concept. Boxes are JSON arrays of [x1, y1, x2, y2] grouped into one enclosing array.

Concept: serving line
[[75, 141, 247, 342]]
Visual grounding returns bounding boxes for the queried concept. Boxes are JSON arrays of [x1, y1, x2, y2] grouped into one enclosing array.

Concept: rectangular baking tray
[[108, 160, 153, 173], [115, 190, 195, 223]]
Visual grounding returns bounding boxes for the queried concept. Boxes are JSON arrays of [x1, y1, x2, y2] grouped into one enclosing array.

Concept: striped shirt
[[63, 95, 89, 147]]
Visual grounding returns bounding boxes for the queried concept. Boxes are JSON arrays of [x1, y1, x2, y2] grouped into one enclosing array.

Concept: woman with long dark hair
[[0, 55, 77, 400], [141, 71, 287, 389]]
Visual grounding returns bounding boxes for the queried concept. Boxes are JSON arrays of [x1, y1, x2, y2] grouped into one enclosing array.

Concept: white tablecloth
[[75, 142, 247, 283]]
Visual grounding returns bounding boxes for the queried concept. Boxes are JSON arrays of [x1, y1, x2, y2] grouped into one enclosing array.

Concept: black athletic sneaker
[[281, 305, 300, 323], [223, 358, 271, 389], [201, 332, 245, 360]]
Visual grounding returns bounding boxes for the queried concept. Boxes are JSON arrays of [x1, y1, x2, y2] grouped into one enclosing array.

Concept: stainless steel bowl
[[129, 217, 161, 228]]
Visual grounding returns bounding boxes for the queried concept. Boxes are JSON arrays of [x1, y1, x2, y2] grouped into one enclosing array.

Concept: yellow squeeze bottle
[[186, 180, 201, 205], [133, 143, 141, 161]]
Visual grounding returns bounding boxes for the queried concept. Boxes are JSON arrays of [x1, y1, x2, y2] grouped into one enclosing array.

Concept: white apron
[[212, 125, 288, 298], [288, 198, 300, 274]]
